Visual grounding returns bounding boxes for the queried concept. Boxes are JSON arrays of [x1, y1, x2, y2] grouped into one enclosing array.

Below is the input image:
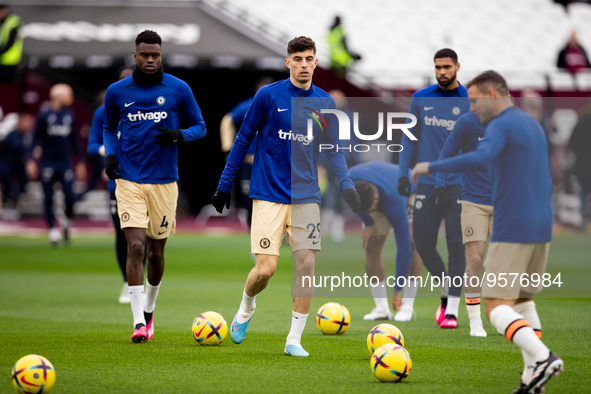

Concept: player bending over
[[412, 70, 563, 393], [103, 30, 207, 342], [211, 36, 360, 357]]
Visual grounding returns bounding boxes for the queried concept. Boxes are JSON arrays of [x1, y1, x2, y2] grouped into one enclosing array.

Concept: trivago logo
[[127, 111, 168, 123], [304, 109, 418, 153]]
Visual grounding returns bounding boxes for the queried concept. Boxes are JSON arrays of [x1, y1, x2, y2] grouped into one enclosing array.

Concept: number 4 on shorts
[[160, 216, 169, 229]]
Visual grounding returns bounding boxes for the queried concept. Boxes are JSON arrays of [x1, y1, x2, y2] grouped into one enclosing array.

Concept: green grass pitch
[[1, 232, 590, 393]]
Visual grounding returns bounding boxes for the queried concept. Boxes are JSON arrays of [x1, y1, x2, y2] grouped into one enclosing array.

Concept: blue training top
[[435, 111, 492, 205], [33, 108, 81, 168], [399, 83, 469, 186], [103, 73, 207, 184], [87, 104, 115, 192], [218, 78, 355, 204], [429, 107, 552, 243], [350, 161, 412, 291]]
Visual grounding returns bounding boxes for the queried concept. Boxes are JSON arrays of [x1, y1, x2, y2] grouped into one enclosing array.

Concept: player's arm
[[103, 85, 122, 179], [212, 90, 267, 213], [177, 82, 207, 141], [26, 115, 45, 180], [68, 113, 86, 181], [323, 99, 360, 212], [398, 96, 421, 196], [88, 106, 105, 157], [434, 115, 468, 188], [385, 202, 412, 292], [412, 124, 506, 182]]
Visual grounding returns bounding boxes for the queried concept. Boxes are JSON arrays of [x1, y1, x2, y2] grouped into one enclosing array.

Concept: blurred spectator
[[0, 4, 23, 82], [219, 76, 273, 225], [327, 16, 361, 78], [27, 84, 86, 246], [0, 113, 33, 218], [568, 99, 591, 231], [557, 31, 591, 75]]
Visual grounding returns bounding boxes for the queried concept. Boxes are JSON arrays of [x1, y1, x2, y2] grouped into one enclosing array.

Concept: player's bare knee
[[128, 240, 144, 261], [256, 265, 276, 281], [297, 257, 315, 276]]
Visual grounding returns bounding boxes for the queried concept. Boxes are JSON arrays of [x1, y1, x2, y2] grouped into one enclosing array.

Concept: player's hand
[[155, 128, 184, 146], [392, 289, 403, 310], [343, 188, 361, 213], [397, 177, 411, 197], [26, 160, 38, 180], [434, 187, 453, 212], [411, 162, 430, 184], [75, 162, 87, 182], [361, 224, 377, 249], [105, 154, 122, 180], [211, 189, 231, 213]]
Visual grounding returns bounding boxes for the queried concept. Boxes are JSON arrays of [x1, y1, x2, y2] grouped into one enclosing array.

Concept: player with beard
[[397, 49, 469, 328]]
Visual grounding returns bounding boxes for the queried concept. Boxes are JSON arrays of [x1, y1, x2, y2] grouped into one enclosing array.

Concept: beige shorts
[[115, 179, 178, 239], [251, 199, 320, 255], [461, 200, 493, 244], [407, 194, 415, 223], [481, 242, 551, 299]]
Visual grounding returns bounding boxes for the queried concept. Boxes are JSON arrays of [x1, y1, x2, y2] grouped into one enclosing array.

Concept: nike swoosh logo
[[278, 108, 288, 112], [478, 137, 484, 141], [173, 139, 178, 143], [124, 102, 135, 108], [158, 231, 167, 235], [457, 200, 462, 204], [312, 240, 320, 244], [424, 106, 434, 111]]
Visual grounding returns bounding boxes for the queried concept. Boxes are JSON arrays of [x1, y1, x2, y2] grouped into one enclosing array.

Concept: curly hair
[[135, 30, 162, 47]]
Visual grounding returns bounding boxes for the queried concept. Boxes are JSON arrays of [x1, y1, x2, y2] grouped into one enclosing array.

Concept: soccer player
[[436, 110, 491, 337], [88, 66, 145, 303], [211, 36, 360, 357], [28, 84, 86, 246], [350, 161, 419, 321], [397, 48, 469, 328], [103, 30, 207, 342], [412, 70, 563, 393]]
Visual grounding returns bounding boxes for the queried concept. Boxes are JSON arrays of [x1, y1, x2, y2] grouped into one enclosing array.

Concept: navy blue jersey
[[103, 73, 206, 184], [218, 78, 354, 204], [350, 161, 412, 290], [33, 108, 81, 167], [228, 97, 257, 156], [87, 105, 115, 192], [429, 107, 552, 243], [436, 111, 491, 205], [399, 83, 469, 185]]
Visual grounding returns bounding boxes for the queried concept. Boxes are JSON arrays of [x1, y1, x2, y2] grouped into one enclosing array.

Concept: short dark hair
[[434, 48, 458, 63], [466, 70, 509, 96], [355, 180, 377, 213], [135, 30, 162, 47], [287, 36, 316, 56]]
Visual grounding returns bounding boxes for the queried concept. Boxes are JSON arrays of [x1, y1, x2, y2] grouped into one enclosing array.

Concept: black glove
[[211, 189, 231, 214], [155, 128, 184, 146], [434, 187, 453, 212], [343, 188, 361, 213], [105, 154, 122, 180], [397, 177, 411, 197]]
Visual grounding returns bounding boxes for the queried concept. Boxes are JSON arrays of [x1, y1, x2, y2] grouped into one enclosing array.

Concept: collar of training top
[[132, 65, 164, 86], [287, 78, 315, 96], [434, 83, 464, 97]]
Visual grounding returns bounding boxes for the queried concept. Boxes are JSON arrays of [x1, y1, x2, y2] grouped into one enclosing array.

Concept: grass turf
[[1, 232, 590, 393]]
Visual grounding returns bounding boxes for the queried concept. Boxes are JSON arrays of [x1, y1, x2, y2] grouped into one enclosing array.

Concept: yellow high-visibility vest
[[327, 25, 353, 69], [0, 14, 23, 66]]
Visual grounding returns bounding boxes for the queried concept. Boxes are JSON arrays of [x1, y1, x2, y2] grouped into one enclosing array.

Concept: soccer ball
[[192, 311, 228, 346], [12, 354, 55, 394], [316, 302, 350, 335], [370, 343, 412, 383], [366, 323, 404, 354]]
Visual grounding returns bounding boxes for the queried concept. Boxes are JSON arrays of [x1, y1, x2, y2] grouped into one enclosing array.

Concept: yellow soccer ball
[[12, 355, 55, 394], [192, 311, 228, 346], [316, 302, 350, 335], [366, 323, 404, 354], [370, 343, 412, 382]]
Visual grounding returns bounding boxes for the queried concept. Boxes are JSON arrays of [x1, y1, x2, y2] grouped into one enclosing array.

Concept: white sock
[[371, 281, 390, 312], [129, 285, 146, 328], [465, 293, 482, 326], [489, 305, 549, 363], [286, 311, 308, 346], [446, 296, 460, 317], [144, 281, 161, 314], [237, 290, 257, 324], [514, 301, 541, 384], [402, 279, 418, 309]]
